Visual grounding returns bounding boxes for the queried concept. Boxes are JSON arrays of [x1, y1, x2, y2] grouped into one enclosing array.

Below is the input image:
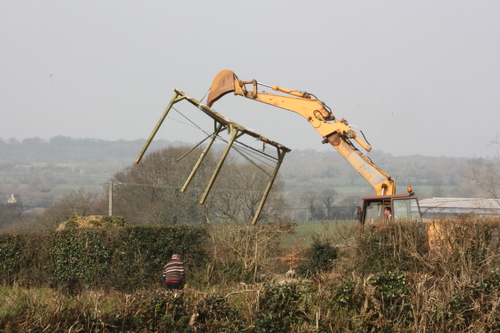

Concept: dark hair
[[384, 207, 391, 213]]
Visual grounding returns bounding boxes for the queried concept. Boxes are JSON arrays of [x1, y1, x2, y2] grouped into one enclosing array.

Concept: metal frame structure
[[135, 89, 290, 225]]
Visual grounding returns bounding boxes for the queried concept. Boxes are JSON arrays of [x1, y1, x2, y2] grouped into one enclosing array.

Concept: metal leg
[[251, 148, 288, 225], [199, 125, 242, 205]]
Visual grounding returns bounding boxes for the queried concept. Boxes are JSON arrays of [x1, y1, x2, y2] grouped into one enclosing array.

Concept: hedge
[[0, 225, 207, 292]]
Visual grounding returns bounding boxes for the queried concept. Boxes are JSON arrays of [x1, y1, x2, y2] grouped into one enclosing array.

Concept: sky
[[1, 0, 499, 158]]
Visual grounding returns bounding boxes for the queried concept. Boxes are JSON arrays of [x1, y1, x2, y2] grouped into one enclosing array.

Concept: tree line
[[0, 136, 498, 230], [2, 145, 288, 230]]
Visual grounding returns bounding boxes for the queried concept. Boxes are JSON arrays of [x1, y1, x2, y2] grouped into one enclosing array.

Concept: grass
[[282, 219, 358, 248]]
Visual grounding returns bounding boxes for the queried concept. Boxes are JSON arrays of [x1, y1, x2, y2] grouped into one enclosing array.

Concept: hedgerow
[[0, 224, 207, 292]]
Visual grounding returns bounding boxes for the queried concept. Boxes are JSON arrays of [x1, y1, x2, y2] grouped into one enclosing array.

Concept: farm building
[[419, 197, 500, 218]]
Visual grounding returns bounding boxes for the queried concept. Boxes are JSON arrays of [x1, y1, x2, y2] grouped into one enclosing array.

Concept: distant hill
[[0, 136, 477, 218]]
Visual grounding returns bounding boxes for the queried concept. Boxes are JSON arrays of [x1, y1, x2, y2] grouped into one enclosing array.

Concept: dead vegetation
[[56, 213, 127, 230], [2, 217, 500, 332]]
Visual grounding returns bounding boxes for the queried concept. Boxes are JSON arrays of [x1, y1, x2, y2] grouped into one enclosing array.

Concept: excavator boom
[[207, 70, 396, 196]]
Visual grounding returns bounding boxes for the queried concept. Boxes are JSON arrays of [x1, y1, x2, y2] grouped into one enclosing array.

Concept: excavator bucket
[[207, 70, 236, 107]]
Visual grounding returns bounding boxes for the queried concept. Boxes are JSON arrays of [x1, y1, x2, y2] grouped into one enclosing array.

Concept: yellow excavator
[[207, 70, 422, 224]]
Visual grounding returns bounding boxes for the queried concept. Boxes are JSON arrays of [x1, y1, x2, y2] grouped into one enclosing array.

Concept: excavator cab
[[359, 194, 421, 224]]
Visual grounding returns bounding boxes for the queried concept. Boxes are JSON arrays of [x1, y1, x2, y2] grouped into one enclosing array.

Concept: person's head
[[172, 254, 180, 260], [384, 207, 391, 216]]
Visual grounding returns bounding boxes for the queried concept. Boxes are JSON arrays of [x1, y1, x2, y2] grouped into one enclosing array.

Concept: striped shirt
[[163, 259, 185, 284]]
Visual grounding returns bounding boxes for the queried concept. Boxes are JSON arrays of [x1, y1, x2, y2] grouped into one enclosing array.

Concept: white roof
[[7, 194, 17, 204], [419, 197, 500, 215]]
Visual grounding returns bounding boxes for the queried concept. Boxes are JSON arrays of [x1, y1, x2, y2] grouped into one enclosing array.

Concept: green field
[[283, 219, 359, 248]]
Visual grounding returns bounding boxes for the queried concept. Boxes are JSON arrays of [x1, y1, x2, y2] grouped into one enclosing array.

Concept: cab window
[[392, 198, 420, 220]]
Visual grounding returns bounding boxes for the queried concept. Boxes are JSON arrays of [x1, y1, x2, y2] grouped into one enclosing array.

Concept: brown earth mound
[[57, 214, 126, 230]]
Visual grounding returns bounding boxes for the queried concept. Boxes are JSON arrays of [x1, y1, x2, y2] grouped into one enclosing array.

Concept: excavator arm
[[207, 70, 396, 196]]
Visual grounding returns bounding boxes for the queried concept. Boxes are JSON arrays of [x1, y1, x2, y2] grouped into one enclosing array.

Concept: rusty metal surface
[[206, 69, 236, 107]]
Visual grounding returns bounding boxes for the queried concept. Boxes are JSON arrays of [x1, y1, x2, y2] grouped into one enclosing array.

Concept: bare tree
[[110, 146, 214, 225], [206, 160, 289, 224], [452, 183, 480, 198], [431, 183, 447, 197], [337, 194, 362, 219], [37, 188, 103, 228], [465, 135, 500, 203], [320, 188, 338, 220], [301, 191, 324, 220], [207, 224, 285, 283], [0, 201, 23, 230]]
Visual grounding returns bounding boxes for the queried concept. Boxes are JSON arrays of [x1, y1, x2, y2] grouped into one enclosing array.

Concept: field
[[282, 219, 358, 247]]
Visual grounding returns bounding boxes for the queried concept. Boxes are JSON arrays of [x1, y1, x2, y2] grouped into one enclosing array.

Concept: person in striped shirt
[[163, 254, 186, 290]]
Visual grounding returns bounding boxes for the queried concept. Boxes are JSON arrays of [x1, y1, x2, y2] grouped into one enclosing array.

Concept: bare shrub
[[206, 224, 286, 285], [37, 188, 104, 229], [426, 218, 500, 277], [354, 220, 430, 274]]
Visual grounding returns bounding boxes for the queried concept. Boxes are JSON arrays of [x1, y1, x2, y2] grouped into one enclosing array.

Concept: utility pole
[[108, 181, 113, 216]]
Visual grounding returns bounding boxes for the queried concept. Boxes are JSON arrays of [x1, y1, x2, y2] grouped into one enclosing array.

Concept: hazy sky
[[1, 1, 499, 158]]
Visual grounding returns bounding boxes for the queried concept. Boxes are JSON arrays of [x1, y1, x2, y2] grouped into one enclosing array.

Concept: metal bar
[[181, 123, 225, 192], [256, 81, 273, 89], [176, 134, 211, 163], [234, 139, 279, 162], [135, 91, 186, 164], [251, 147, 288, 225], [199, 125, 242, 205], [231, 145, 272, 177]]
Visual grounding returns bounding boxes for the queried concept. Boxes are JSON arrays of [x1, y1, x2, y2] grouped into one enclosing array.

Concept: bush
[[52, 226, 208, 292], [108, 225, 207, 291], [4, 218, 500, 332], [443, 268, 500, 331], [355, 220, 429, 274], [205, 224, 284, 285], [331, 270, 412, 331], [297, 238, 338, 277], [0, 232, 51, 287], [254, 283, 313, 332], [49, 228, 115, 292], [0, 225, 207, 293]]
